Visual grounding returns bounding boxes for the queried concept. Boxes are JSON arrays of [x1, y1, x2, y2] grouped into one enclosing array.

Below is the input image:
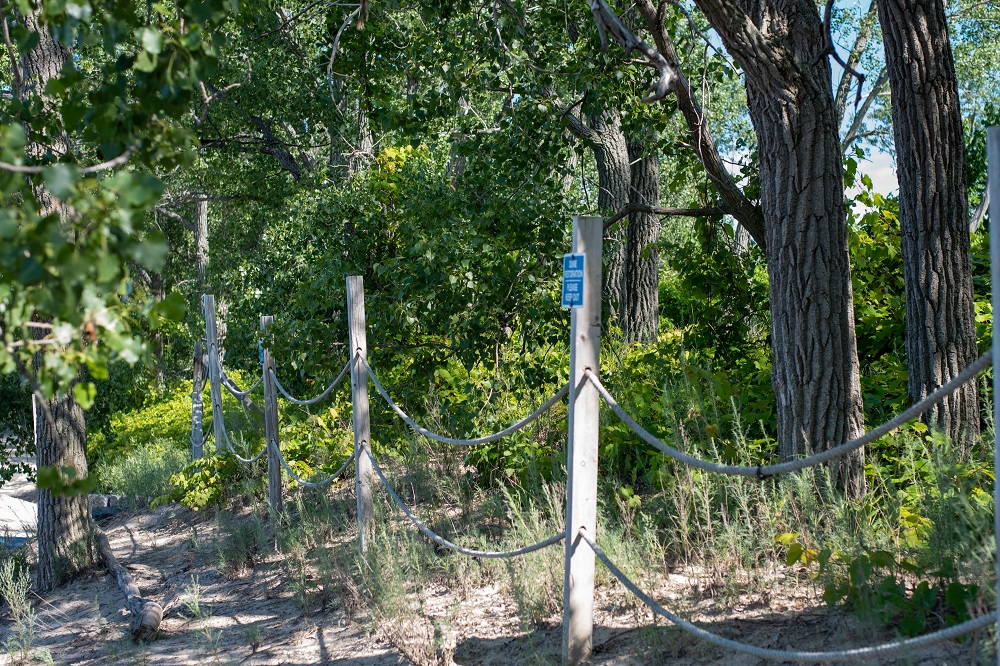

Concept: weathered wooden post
[[347, 276, 374, 554], [988, 124, 1000, 666], [562, 216, 603, 665], [203, 295, 225, 454], [260, 315, 282, 527], [190, 339, 205, 460]]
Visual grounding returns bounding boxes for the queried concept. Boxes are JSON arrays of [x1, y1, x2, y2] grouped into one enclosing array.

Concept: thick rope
[[363, 357, 569, 446], [585, 350, 992, 478], [273, 441, 355, 488], [221, 372, 262, 398], [271, 356, 353, 406], [580, 528, 996, 662], [218, 416, 268, 464], [209, 353, 267, 464], [366, 450, 566, 558]]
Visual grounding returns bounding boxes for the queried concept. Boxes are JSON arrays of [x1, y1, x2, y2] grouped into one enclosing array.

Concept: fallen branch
[[93, 522, 162, 642]]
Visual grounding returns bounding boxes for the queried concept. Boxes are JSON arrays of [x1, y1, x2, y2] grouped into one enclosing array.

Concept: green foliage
[[161, 454, 249, 511], [779, 435, 993, 637], [0, 555, 49, 665], [88, 378, 206, 465], [0, 0, 236, 400], [216, 513, 267, 579], [34, 464, 97, 497], [846, 164, 908, 423]]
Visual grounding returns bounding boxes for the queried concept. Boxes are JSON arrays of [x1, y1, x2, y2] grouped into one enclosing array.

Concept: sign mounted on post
[[561, 253, 586, 309]]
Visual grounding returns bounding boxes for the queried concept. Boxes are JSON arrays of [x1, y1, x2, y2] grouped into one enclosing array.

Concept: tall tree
[[589, 0, 867, 494], [876, 0, 980, 450], [16, 6, 94, 592], [621, 139, 661, 343]]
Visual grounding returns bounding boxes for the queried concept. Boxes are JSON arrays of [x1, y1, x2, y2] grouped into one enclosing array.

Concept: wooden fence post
[[562, 215, 603, 665], [987, 124, 999, 666], [203, 295, 226, 455], [260, 315, 282, 528], [191, 339, 205, 460], [347, 276, 374, 554]]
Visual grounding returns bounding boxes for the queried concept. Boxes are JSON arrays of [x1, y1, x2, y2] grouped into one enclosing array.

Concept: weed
[[243, 625, 262, 653], [183, 576, 225, 663], [0, 556, 50, 665], [216, 513, 267, 579]]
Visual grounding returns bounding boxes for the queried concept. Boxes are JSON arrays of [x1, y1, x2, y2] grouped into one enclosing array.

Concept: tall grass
[[97, 444, 189, 504]]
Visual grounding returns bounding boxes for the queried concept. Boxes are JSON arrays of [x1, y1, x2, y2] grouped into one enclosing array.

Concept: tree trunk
[[876, 0, 980, 452], [694, 0, 867, 496], [348, 100, 374, 175], [588, 110, 630, 315], [195, 196, 209, 293], [19, 6, 96, 587], [34, 393, 91, 592], [621, 141, 661, 343]]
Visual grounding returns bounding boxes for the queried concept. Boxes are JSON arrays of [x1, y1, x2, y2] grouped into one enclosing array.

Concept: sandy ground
[[0, 454, 988, 665], [4, 505, 402, 666]]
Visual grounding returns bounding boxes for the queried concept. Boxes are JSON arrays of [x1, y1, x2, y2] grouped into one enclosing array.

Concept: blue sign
[[561, 253, 585, 309]]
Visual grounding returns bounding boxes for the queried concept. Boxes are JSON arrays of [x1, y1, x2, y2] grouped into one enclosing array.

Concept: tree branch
[[603, 203, 725, 230], [587, 0, 677, 103], [815, 0, 865, 107], [834, 0, 878, 126], [635, 0, 767, 248], [1, 10, 22, 99], [252, 0, 330, 41], [0, 141, 139, 175], [970, 186, 989, 233], [841, 67, 888, 153], [154, 207, 196, 232]]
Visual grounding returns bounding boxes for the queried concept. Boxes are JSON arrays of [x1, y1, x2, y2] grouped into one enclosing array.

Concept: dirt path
[[5, 506, 403, 666], [0, 489, 986, 665]]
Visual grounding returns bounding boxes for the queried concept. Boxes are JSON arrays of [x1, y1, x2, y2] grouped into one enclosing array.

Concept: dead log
[[93, 522, 163, 642]]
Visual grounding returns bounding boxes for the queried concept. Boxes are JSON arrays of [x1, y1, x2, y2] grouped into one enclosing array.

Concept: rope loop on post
[[273, 444, 356, 488], [221, 372, 262, 398]]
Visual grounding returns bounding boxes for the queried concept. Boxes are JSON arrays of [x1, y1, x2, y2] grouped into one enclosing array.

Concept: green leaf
[[73, 381, 96, 409], [135, 49, 158, 72], [152, 291, 187, 322], [128, 233, 168, 271], [785, 543, 805, 566], [141, 27, 163, 55], [774, 532, 800, 546], [85, 357, 109, 380], [43, 164, 79, 200]]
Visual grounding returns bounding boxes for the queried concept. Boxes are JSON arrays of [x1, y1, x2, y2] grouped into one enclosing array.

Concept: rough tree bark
[[621, 140, 661, 343], [690, 0, 867, 496], [588, 110, 630, 312], [18, 5, 96, 590], [876, 0, 980, 452], [33, 391, 92, 592]]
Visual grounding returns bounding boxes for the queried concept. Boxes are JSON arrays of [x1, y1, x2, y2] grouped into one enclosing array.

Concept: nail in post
[[260, 315, 282, 527], [562, 216, 603, 665], [347, 276, 374, 554]]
